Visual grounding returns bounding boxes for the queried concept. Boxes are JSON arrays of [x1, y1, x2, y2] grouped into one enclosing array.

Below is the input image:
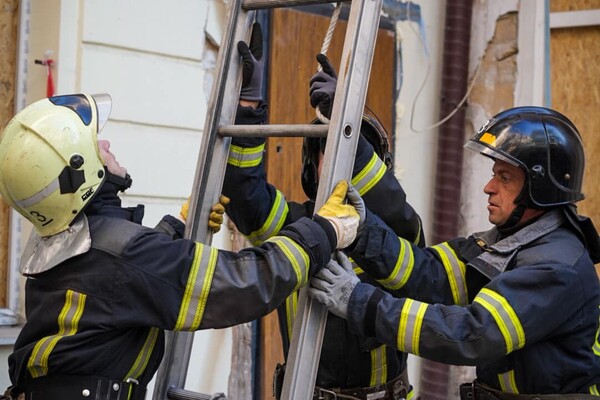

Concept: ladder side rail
[[152, 0, 255, 397], [280, 1, 383, 399]]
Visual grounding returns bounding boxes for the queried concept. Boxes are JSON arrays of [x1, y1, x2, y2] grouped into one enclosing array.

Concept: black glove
[[309, 54, 338, 119], [238, 22, 264, 101]]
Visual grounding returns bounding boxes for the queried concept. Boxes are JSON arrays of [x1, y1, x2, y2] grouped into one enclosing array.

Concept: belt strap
[[24, 375, 146, 400], [460, 381, 598, 400], [315, 368, 410, 400]]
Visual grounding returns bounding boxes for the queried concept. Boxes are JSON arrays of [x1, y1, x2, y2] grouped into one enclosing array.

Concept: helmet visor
[[91, 93, 112, 133], [464, 140, 519, 167]]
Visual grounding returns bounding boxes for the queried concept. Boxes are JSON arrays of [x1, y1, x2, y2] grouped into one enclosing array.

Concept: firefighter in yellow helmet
[[0, 87, 365, 399]]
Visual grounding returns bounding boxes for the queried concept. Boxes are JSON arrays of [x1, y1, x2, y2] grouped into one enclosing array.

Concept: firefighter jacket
[[8, 179, 336, 392], [221, 104, 425, 389], [346, 208, 600, 396]]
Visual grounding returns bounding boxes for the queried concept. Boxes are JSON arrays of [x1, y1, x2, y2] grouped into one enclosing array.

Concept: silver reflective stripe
[[431, 243, 468, 306], [248, 190, 289, 245], [266, 236, 310, 291], [369, 345, 387, 385], [227, 143, 265, 168], [397, 299, 428, 356], [498, 370, 519, 393], [14, 177, 60, 208], [174, 244, 218, 330], [378, 237, 414, 290], [27, 290, 87, 377], [351, 152, 386, 196], [125, 327, 160, 381], [474, 288, 525, 354]]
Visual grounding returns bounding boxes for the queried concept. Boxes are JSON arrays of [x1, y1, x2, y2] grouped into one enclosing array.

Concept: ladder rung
[[167, 387, 226, 400], [218, 124, 328, 137], [242, 0, 350, 11]]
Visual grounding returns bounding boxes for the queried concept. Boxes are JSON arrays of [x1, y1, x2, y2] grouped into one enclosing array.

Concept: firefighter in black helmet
[[310, 106, 600, 398], [0, 24, 364, 400], [223, 23, 424, 400]]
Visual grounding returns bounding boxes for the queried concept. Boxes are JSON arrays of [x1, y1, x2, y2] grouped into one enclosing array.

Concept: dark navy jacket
[[222, 104, 424, 389], [9, 181, 335, 391]]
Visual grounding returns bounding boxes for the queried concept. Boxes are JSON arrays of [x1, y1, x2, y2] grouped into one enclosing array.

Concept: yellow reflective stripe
[[285, 291, 299, 339], [27, 290, 86, 378], [498, 370, 519, 393], [227, 143, 265, 168], [590, 384, 599, 395], [474, 288, 525, 353], [369, 345, 387, 386], [377, 237, 414, 290], [594, 307, 600, 356], [175, 244, 217, 330], [412, 219, 422, 245], [407, 388, 415, 399], [124, 327, 159, 381], [351, 153, 386, 196], [397, 299, 428, 356], [248, 190, 289, 245], [431, 243, 468, 305], [267, 236, 310, 291]]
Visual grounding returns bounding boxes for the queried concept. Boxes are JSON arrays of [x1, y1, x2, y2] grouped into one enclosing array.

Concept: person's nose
[[483, 178, 496, 195]]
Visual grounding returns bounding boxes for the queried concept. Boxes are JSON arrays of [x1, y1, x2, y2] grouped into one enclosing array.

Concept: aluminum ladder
[[152, 0, 383, 399]]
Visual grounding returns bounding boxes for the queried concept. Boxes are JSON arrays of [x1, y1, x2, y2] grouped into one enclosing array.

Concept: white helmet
[[0, 94, 112, 236]]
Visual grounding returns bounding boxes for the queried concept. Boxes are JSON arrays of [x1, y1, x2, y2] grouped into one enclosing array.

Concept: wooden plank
[[0, 0, 20, 308], [551, 0, 600, 12]]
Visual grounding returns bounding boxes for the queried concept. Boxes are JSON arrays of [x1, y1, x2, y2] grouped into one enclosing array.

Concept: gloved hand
[[208, 195, 230, 233], [179, 198, 191, 223], [308, 251, 360, 319], [316, 180, 365, 248], [309, 53, 337, 119], [179, 195, 230, 233], [238, 22, 264, 101]]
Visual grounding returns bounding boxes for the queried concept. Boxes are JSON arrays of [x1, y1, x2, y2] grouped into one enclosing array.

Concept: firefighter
[[0, 88, 365, 398], [223, 22, 423, 400], [309, 107, 600, 399]]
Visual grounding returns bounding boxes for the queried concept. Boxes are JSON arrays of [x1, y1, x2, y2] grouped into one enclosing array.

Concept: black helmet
[[465, 106, 585, 208], [301, 110, 393, 199]]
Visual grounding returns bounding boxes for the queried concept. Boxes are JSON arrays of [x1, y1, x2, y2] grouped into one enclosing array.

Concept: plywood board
[[550, 25, 600, 230]]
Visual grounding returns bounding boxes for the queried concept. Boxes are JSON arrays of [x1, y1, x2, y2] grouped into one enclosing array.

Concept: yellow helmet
[[0, 94, 112, 236]]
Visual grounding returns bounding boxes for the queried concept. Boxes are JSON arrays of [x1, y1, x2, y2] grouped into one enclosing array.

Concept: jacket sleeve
[[116, 215, 335, 331], [349, 210, 473, 305], [222, 102, 297, 244], [352, 134, 424, 247], [346, 250, 589, 366]]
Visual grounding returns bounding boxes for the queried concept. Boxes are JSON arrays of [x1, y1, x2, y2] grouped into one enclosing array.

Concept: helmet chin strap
[[104, 167, 132, 192], [496, 179, 531, 233]]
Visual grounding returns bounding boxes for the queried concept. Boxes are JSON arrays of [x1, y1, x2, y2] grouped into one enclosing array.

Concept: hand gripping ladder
[[152, 1, 383, 399]]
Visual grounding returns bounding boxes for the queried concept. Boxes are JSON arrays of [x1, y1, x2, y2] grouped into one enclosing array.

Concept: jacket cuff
[[279, 216, 334, 273], [156, 215, 186, 239], [312, 214, 337, 251], [347, 283, 382, 337]]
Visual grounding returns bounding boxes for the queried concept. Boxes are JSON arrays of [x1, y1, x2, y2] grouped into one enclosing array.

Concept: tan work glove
[[179, 195, 231, 233], [208, 195, 230, 233], [316, 180, 365, 249]]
